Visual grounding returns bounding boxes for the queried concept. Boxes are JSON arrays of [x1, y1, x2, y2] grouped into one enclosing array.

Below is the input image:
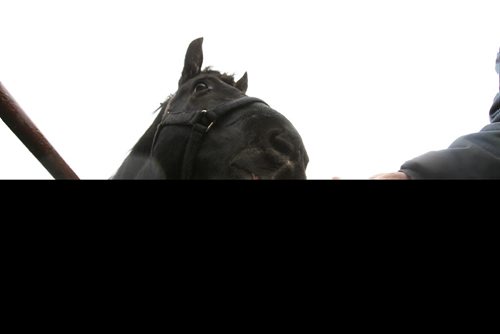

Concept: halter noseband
[[151, 96, 269, 179]]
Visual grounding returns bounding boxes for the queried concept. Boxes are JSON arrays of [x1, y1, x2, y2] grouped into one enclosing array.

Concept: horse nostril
[[269, 130, 294, 155]]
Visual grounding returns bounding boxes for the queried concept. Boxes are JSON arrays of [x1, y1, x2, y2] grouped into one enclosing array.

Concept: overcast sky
[[1, 0, 499, 179]]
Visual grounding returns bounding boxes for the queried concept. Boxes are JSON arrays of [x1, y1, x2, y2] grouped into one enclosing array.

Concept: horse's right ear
[[179, 37, 204, 86], [235, 72, 248, 93]]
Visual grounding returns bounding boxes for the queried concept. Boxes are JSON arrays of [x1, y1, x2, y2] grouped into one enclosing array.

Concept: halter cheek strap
[[180, 110, 213, 179], [151, 96, 269, 179]]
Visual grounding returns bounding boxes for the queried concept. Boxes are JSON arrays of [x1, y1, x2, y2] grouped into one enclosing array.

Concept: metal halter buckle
[[201, 110, 214, 132]]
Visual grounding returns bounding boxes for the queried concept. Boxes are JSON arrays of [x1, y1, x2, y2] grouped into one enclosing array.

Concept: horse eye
[[194, 82, 209, 93]]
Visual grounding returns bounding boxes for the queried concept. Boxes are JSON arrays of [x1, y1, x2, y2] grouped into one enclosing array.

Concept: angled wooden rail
[[0, 82, 79, 179]]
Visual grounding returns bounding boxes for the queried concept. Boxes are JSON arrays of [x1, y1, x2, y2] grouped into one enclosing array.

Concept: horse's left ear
[[235, 72, 248, 93], [179, 37, 204, 86]]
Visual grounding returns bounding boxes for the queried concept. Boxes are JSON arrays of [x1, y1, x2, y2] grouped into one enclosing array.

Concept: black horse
[[113, 38, 308, 179]]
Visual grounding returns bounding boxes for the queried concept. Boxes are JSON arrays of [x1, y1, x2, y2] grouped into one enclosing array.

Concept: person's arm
[[372, 49, 500, 180], [399, 122, 500, 179], [399, 94, 500, 179], [371, 172, 409, 179]]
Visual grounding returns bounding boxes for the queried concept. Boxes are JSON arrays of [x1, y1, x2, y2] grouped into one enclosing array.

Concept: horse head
[[114, 38, 308, 179]]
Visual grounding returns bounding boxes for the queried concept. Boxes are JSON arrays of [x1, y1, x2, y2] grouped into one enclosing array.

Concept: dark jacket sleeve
[[399, 99, 500, 179]]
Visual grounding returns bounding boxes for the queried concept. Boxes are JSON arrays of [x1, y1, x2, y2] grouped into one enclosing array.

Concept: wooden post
[[0, 82, 79, 179]]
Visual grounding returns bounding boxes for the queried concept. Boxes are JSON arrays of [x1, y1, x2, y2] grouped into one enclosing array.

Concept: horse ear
[[235, 72, 248, 93], [179, 37, 204, 86]]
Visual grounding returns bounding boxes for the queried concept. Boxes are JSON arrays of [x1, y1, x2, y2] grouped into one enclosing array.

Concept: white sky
[[1, 0, 499, 179]]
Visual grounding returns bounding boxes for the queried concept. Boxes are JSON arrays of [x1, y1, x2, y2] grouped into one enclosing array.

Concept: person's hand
[[370, 172, 410, 180]]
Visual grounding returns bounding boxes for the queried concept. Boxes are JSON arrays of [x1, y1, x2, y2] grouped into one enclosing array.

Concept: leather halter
[[151, 96, 269, 179]]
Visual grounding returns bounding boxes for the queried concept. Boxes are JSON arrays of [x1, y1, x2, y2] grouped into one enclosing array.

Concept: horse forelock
[[201, 67, 236, 87]]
